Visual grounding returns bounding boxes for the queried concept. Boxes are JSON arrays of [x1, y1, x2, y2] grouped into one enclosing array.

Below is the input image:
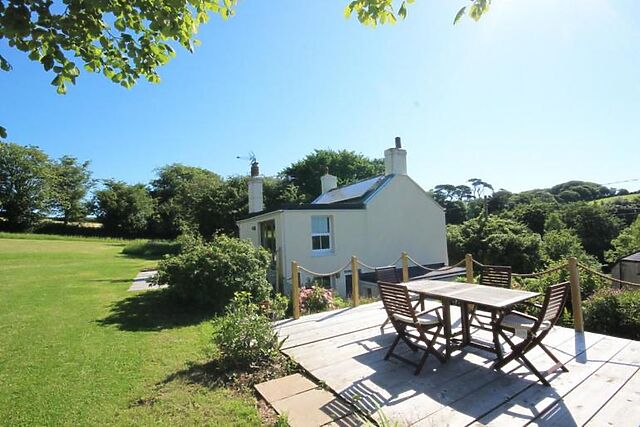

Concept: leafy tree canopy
[[344, 0, 491, 26], [281, 149, 384, 202], [605, 217, 640, 263], [0, 141, 52, 230], [561, 202, 623, 261], [50, 155, 93, 224], [92, 180, 155, 236], [549, 180, 615, 202], [0, 0, 238, 94], [150, 164, 223, 237], [447, 215, 544, 273]]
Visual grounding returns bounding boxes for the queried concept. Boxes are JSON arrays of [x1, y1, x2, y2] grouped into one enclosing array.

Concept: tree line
[[2, 140, 639, 269], [0, 142, 383, 238], [437, 179, 640, 270]]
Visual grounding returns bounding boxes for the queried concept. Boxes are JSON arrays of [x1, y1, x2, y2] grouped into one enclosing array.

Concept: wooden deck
[[274, 301, 640, 426]]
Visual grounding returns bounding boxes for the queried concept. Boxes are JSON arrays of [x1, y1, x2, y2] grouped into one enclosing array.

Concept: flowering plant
[[300, 285, 335, 313]]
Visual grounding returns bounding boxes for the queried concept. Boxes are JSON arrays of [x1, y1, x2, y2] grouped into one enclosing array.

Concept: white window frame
[[311, 215, 333, 255]]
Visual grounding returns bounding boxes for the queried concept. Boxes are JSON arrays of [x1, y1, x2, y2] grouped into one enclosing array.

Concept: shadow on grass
[[158, 352, 298, 392], [90, 278, 132, 285], [98, 290, 213, 331]]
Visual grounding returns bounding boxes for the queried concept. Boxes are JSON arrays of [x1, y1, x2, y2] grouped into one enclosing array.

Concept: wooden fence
[[289, 253, 640, 332]]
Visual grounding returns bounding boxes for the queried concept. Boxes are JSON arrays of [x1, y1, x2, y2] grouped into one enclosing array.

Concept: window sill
[[311, 250, 334, 257]]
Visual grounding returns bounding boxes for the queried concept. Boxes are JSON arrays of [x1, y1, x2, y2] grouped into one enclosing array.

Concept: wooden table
[[406, 279, 540, 360]]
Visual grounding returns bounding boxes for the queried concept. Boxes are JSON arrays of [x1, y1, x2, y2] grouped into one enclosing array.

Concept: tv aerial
[[236, 152, 257, 166]]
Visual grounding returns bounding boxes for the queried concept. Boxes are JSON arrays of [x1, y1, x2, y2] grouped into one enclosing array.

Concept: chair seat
[[393, 312, 440, 326], [501, 313, 551, 331]]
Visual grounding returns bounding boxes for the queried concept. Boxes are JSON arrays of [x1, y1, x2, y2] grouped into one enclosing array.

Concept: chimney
[[320, 166, 338, 194], [384, 136, 407, 175], [248, 161, 264, 213]]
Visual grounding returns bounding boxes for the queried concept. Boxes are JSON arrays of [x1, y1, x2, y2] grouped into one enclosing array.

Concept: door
[[259, 220, 277, 287]]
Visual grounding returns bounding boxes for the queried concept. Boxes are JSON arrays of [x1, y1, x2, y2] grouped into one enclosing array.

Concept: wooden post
[[401, 251, 409, 283], [351, 256, 359, 307], [568, 257, 584, 333], [291, 261, 300, 320], [465, 254, 474, 284]]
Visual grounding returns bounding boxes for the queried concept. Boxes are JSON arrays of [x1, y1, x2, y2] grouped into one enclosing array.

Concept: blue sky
[[1, 0, 639, 193]]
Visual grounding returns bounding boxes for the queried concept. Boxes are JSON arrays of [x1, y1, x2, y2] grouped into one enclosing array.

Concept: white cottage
[[237, 138, 451, 298]]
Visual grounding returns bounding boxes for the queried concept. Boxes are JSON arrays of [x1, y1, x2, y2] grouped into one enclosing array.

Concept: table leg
[[491, 310, 503, 360], [460, 302, 471, 346], [442, 299, 452, 361]]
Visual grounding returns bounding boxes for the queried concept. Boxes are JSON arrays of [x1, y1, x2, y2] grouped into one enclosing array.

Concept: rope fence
[[577, 262, 640, 289], [406, 254, 466, 272], [297, 260, 352, 278], [511, 264, 568, 279], [287, 252, 640, 326]]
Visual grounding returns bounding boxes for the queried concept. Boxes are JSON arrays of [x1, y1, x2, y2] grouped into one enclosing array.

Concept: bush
[[583, 288, 640, 340], [213, 292, 282, 369], [156, 234, 271, 312], [121, 240, 181, 259], [447, 215, 544, 273], [259, 293, 290, 321], [300, 285, 335, 313]]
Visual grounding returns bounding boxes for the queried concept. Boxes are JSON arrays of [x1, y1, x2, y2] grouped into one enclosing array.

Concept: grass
[[590, 193, 640, 205], [0, 234, 262, 425]]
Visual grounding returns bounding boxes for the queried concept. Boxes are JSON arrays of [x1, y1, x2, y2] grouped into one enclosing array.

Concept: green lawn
[[0, 235, 260, 425]]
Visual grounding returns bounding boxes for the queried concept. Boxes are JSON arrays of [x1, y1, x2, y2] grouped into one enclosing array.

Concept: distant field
[[0, 234, 260, 425], [590, 193, 640, 205]]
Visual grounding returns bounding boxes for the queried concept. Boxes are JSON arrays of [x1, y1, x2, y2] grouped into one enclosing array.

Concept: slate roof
[[622, 251, 640, 263]]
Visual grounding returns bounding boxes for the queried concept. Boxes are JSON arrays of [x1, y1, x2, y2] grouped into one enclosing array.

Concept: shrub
[[583, 288, 640, 340], [447, 215, 544, 273], [213, 292, 282, 369], [121, 240, 181, 259], [259, 293, 290, 321], [300, 285, 335, 313], [156, 234, 271, 312]]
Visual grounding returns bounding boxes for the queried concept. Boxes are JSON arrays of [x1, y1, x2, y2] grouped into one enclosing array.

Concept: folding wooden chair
[[377, 266, 425, 330], [376, 266, 400, 284], [378, 281, 446, 375], [492, 282, 569, 386], [469, 265, 513, 332]]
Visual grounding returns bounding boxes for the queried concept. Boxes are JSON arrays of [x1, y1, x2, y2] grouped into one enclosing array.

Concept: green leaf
[[0, 55, 12, 72], [398, 2, 407, 20], [0, 126, 7, 139], [453, 6, 467, 25]]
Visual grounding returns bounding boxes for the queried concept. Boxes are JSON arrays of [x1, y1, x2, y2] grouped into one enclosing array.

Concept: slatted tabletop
[[406, 278, 539, 308]]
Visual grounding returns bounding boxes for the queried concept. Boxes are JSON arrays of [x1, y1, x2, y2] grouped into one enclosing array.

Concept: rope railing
[[289, 252, 470, 319], [406, 254, 466, 272], [512, 264, 568, 279], [297, 260, 352, 278], [577, 262, 640, 289], [287, 252, 640, 325], [471, 258, 486, 268]]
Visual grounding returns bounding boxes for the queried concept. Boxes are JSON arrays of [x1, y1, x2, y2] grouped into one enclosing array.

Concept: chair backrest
[[376, 266, 400, 284], [538, 282, 569, 328], [480, 265, 512, 288], [378, 281, 415, 325]]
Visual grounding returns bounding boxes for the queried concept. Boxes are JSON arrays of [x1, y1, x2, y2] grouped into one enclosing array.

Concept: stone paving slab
[[255, 373, 362, 427], [127, 270, 165, 292]]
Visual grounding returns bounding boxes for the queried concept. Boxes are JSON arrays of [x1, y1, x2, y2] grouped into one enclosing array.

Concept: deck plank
[[412, 331, 607, 426], [273, 302, 639, 427], [474, 335, 631, 426], [530, 340, 640, 426], [586, 368, 640, 427]]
